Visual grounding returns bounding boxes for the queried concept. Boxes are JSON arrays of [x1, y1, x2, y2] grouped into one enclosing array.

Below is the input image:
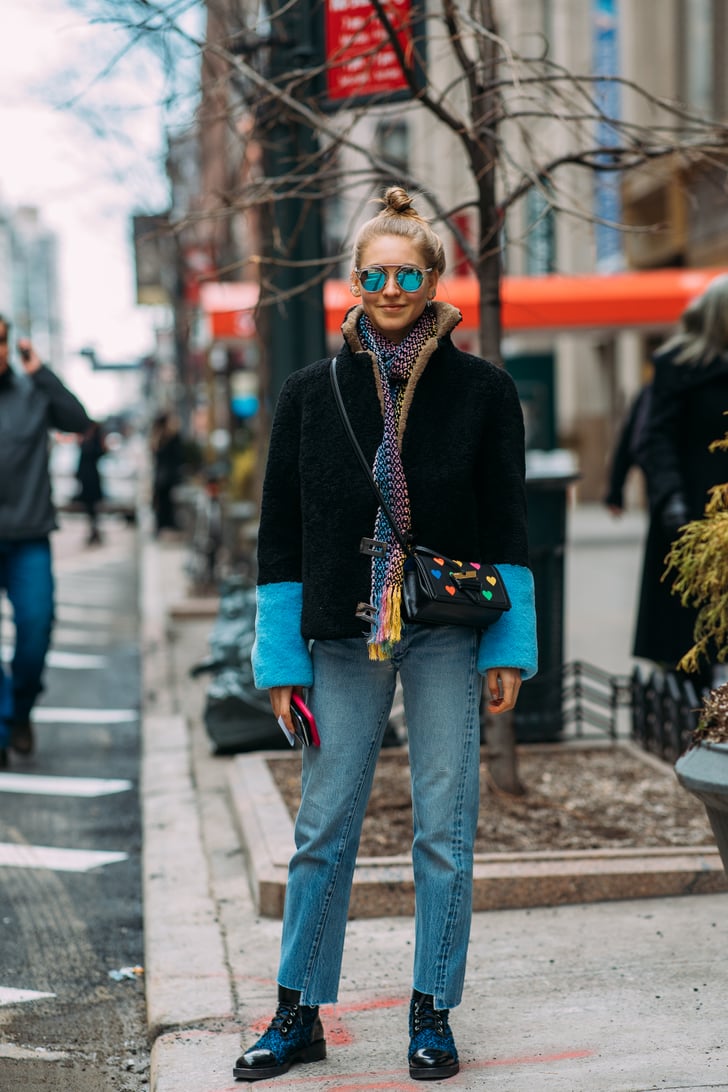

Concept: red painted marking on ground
[[216, 1046, 597, 1087], [333, 996, 406, 1014], [477, 1048, 596, 1068], [250, 996, 403, 1037], [327, 1022, 354, 1046], [328, 1084, 411, 1091], [249, 1015, 354, 1044]]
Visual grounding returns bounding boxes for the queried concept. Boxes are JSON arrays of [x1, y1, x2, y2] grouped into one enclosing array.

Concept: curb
[[142, 713, 234, 1036], [140, 535, 235, 1088]]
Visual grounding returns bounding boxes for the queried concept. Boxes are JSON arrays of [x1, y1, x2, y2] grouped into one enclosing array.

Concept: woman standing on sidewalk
[[234, 188, 537, 1083], [634, 274, 728, 686]]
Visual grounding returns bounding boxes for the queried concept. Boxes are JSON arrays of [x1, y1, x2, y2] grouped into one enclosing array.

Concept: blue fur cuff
[[251, 582, 314, 689], [477, 564, 538, 680]]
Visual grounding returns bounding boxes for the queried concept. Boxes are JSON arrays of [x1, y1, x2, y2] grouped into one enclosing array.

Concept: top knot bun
[[379, 186, 419, 218]]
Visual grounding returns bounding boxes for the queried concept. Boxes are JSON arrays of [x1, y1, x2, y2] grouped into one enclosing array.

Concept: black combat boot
[[408, 988, 459, 1080], [233, 985, 326, 1082]]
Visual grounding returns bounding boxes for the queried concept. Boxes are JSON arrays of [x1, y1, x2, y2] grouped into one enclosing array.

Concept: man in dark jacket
[[0, 315, 92, 764]]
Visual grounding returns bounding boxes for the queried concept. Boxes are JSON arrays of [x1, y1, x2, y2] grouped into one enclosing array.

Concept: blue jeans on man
[[0, 538, 54, 748]]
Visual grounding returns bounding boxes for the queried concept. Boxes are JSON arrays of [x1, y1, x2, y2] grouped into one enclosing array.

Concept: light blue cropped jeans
[[278, 624, 481, 1011]]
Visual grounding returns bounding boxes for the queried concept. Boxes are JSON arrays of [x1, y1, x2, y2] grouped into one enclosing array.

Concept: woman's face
[[352, 235, 438, 344]]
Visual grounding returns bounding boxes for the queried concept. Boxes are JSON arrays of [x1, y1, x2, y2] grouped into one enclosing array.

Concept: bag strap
[[329, 357, 411, 554]]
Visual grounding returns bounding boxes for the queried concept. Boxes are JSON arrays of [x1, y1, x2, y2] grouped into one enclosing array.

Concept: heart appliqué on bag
[[445, 585, 456, 596], [486, 575, 497, 586], [431, 569, 442, 579]]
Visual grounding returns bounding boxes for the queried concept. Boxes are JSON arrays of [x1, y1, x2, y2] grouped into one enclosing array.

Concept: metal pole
[[262, 0, 327, 407]]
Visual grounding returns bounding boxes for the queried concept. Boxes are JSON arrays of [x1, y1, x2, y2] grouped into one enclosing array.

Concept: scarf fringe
[[367, 584, 403, 661]]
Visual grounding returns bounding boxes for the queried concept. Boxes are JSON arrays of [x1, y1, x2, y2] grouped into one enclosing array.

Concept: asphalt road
[[0, 515, 148, 1092]]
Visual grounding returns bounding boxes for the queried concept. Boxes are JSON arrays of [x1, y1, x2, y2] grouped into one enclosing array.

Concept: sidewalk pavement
[[140, 503, 728, 1092]]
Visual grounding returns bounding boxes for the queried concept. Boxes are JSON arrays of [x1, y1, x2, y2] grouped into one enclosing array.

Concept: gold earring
[[350, 284, 360, 296]]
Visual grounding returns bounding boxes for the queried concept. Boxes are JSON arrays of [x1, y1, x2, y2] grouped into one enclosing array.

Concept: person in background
[[150, 411, 184, 535], [603, 381, 652, 516], [634, 275, 728, 687], [233, 188, 537, 1084], [0, 316, 92, 765], [76, 420, 106, 545]]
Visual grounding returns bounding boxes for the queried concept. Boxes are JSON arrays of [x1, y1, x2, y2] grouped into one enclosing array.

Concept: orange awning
[[202, 269, 728, 338]]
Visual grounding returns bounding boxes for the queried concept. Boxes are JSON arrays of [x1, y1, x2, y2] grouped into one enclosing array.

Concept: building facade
[[0, 202, 63, 371], [171, 0, 728, 501]]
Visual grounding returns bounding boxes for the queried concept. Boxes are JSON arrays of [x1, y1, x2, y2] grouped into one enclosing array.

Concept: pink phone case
[[291, 693, 320, 747]]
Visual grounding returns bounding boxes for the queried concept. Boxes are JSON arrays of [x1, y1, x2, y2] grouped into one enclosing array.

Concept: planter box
[[675, 741, 728, 876]]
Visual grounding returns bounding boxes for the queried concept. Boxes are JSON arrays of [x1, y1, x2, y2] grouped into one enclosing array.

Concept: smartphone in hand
[[290, 694, 320, 747]]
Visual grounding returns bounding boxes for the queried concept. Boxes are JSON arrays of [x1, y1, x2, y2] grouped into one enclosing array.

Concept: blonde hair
[[660, 273, 728, 366], [352, 187, 446, 275]]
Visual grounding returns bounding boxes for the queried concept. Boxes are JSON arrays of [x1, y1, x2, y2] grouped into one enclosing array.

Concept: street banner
[[323, 0, 422, 107]]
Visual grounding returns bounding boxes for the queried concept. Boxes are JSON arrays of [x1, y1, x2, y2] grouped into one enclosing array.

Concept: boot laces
[[413, 999, 448, 1035], [267, 1000, 299, 1036]]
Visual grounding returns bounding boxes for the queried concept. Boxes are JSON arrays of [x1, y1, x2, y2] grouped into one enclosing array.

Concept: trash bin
[[513, 452, 579, 742]]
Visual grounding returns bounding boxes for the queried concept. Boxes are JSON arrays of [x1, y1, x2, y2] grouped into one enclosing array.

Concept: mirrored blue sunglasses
[[355, 265, 433, 293]]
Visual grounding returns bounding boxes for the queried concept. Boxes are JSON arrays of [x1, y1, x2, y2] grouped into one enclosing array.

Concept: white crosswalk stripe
[[0, 843, 128, 872], [2, 644, 107, 669], [0, 774, 132, 797], [54, 604, 119, 625], [33, 707, 137, 724], [46, 650, 107, 669], [0, 988, 55, 1007]]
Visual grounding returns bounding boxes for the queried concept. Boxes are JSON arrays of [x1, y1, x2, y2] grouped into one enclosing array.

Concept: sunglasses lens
[[397, 267, 424, 291], [359, 269, 387, 292]]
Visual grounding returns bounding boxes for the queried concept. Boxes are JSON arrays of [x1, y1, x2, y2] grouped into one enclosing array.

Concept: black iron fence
[[516, 660, 703, 763]]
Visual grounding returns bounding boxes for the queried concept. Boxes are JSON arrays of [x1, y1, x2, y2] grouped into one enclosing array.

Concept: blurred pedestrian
[[633, 275, 728, 685], [233, 187, 537, 1084], [603, 381, 652, 516], [76, 420, 106, 545], [150, 411, 183, 535], [0, 316, 92, 765]]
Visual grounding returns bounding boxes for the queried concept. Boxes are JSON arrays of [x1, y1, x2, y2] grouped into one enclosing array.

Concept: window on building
[[679, 0, 726, 118], [525, 183, 556, 275], [373, 119, 410, 179], [320, 145, 346, 275], [542, 0, 554, 53]]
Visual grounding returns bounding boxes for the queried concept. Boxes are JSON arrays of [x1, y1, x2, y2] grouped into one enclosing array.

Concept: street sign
[[323, 0, 423, 108]]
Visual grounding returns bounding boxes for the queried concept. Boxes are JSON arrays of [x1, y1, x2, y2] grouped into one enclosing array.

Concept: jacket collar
[[341, 300, 462, 352], [340, 302, 462, 444]]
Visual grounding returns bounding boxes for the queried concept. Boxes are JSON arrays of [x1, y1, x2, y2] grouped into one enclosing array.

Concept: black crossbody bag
[[330, 357, 511, 629]]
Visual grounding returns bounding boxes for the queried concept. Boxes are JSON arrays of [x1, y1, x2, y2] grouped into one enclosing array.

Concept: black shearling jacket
[[251, 303, 537, 688]]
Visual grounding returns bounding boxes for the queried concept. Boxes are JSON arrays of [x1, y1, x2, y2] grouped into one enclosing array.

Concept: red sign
[[325, 0, 415, 103]]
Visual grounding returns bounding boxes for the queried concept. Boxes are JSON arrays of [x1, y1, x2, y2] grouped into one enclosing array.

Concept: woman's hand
[[485, 667, 521, 714], [269, 685, 295, 732]]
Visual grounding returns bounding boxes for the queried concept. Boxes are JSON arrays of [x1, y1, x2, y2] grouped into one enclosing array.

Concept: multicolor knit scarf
[[358, 307, 438, 660]]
